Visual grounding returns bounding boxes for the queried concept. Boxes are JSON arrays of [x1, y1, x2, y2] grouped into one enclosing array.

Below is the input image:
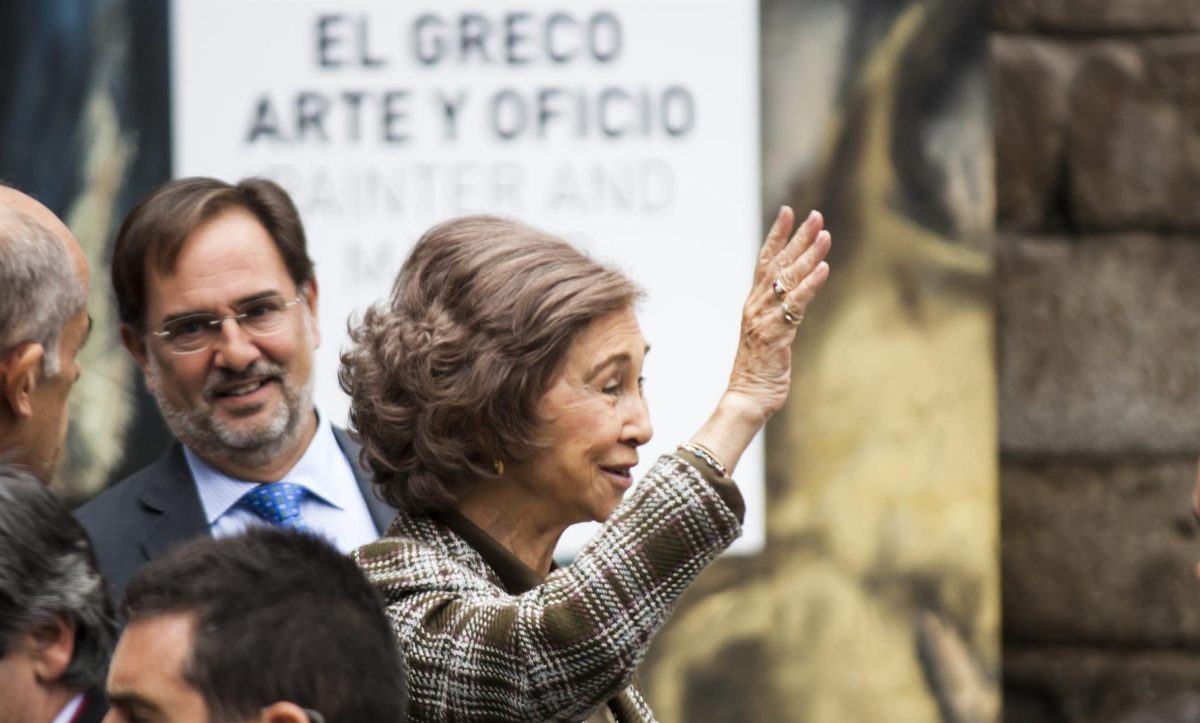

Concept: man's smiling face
[[127, 207, 319, 470]]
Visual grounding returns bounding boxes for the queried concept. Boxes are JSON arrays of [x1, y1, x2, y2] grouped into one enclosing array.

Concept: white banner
[[171, 0, 763, 554]]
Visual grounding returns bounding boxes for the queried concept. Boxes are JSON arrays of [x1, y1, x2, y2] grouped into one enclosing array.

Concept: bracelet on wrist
[[678, 442, 728, 478]]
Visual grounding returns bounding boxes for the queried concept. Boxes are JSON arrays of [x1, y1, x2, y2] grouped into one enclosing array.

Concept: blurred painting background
[[0, 0, 174, 497], [4, 0, 1197, 720]]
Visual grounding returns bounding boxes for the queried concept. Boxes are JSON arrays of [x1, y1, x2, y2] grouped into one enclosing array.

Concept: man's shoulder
[[74, 444, 189, 528], [330, 425, 362, 459], [73, 443, 209, 603]]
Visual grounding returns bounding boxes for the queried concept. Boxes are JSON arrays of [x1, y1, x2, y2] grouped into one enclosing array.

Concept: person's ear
[[28, 614, 74, 684], [256, 701, 316, 723], [300, 278, 320, 349], [120, 324, 152, 377], [0, 342, 45, 418]]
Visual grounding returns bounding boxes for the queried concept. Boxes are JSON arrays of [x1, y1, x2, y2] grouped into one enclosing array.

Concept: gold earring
[[493, 460, 505, 476]]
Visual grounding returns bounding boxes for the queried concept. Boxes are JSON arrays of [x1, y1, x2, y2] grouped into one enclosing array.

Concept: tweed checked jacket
[[354, 453, 745, 722]]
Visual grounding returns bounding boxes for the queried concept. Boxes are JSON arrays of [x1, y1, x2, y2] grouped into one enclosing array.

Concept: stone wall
[[994, 0, 1200, 719]]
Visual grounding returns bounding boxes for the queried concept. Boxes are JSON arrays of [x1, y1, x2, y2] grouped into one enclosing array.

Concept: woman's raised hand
[[729, 206, 830, 418], [688, 206, 830, 476]]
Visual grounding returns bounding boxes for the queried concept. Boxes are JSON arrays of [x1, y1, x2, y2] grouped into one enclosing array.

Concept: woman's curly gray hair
[[340, 215, 643, 514]]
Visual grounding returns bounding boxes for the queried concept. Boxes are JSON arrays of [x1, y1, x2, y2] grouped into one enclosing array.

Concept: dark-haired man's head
[[0, 465, 114, 723], [110, 177, 320, 481], [105, 528, 406, 723]]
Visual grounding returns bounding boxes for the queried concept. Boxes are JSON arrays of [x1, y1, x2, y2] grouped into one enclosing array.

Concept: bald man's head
[[0, 187, 80, 255], [0, 186, 91, 483]]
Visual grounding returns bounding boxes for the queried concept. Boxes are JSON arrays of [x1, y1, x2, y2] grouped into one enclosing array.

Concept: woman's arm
[[356, 455, 740, 723]]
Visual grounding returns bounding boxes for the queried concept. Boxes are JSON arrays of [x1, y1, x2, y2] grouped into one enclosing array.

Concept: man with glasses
[[76, 177, 395, 603]]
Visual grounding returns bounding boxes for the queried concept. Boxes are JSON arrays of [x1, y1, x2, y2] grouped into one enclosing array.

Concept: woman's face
[[513, 307, 653, 528]]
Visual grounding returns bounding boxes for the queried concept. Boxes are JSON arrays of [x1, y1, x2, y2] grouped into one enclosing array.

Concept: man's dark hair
[[110, 176, 315, 330], [119, 528, 407, 722], [0, 464, 115, 692]]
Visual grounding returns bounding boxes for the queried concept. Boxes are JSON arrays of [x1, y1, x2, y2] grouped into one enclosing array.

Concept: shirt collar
[[51, 692, 85, 723], [187, 410, 351, 524]]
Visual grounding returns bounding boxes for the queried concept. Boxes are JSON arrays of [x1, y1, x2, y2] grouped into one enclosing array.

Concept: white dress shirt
[[51, 693, 84, 723], [185, 410, 380, 553]]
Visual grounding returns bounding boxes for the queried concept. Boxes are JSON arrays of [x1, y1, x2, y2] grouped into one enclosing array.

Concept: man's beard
[[147, 357, 315, 470]]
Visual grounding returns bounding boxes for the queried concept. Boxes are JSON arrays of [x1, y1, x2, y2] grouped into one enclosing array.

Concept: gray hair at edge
[[0, 463, 115, 691], [0, 208, 86, 376]]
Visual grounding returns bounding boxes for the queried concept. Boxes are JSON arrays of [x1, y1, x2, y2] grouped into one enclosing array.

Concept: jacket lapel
[[136, 443, 210, 562], [332, 426, 396, 534]]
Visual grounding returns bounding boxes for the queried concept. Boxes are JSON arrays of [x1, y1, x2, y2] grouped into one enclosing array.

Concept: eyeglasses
[[152, 295, 304, 355]]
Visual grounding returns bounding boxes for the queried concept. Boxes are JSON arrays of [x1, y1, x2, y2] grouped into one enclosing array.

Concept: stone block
[[993, 36, 1077, 230], [1004, 646, 1200, 723], [1067, 38, 1200, 231], [993, 0, 1200, 33], [1002, 458, 1200, 647], [998, 235, 1200, 455]]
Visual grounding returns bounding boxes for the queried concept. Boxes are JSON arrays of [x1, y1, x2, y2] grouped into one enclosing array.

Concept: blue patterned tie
[[237, 482, 311, 532]]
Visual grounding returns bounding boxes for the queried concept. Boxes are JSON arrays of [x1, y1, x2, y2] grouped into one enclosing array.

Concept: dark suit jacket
[[75, 427, 395, 604], [76, 690, 108, 723]]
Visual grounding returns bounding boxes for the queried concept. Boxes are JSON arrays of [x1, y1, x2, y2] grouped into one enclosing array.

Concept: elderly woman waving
[[344, 207, 831, 722]]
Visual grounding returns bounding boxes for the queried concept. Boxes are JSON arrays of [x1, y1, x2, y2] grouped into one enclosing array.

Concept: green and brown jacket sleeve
[[353, 453, 745, 723]]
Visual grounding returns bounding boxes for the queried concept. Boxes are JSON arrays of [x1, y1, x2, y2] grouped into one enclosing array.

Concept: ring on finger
[[772, 279, 789, 300], [780, 301, 803, 325]]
